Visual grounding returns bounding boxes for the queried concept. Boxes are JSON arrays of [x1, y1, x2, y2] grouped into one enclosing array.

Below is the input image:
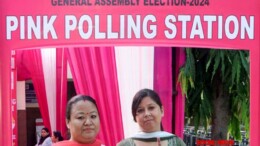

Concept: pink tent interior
[[1, 0, 260, 145]]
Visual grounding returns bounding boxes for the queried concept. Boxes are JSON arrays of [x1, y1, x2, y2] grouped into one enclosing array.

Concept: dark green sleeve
[[117, 138, 134, 146], [176, 137, 186, 146], [169, 137, 187, 146]]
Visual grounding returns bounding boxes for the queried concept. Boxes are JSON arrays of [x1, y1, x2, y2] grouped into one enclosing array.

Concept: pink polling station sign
[[0, 0, 259, 145]]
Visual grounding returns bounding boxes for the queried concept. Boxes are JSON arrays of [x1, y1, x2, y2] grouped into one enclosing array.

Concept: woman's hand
[[157, 137, 161, 146]]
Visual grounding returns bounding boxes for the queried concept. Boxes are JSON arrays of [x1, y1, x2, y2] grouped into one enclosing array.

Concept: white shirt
[[36, 137, 52, 146]]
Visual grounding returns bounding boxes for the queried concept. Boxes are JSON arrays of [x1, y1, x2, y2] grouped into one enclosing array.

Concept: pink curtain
[[66, 47, 124, 146], [56, 48, 68, 139], [16, 50, 51, 131], [154, 47, 173, 133], [154, 47, 186, 139], [174, 48, 186, 138], [16, 51, 31, 81]]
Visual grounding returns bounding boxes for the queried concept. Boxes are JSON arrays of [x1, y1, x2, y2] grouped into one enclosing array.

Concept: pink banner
[[0, 0, 258, 50]]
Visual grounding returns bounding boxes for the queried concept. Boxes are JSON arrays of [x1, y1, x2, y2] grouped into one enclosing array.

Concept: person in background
[[35, 127, 52, 146], [117, 88, 186, 146], [53, 94, 105, 146], [51, 131, 64, 143]]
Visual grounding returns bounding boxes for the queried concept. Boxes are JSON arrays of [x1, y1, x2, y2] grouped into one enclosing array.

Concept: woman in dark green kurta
[[117, 89, 186, 146], [117, 131, 186, 146]]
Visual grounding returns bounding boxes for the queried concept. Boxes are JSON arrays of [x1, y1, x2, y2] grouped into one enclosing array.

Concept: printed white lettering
[[6, 16, 57, 40], [6, 14, 254, 40], [225, 15, 239, 39], [204, 15, 216, 39], [190, 15, 204, 39], [78, 15, 93, 39], [6, 16, 18, 40], [65, 15, 77, 39], [178, 15, 191, 39], [164, 15, 177, 39], [143, 15, 157, 39]]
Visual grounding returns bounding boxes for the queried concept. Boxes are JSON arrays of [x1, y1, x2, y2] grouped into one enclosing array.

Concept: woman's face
[[41, 129, 49, 138], [135, 96, 164, 133], [51, 133, 58, 143], [66, 100, 100, 143]]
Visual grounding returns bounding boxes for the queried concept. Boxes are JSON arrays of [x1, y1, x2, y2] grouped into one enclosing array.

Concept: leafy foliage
[[178, 48, 249, 140]]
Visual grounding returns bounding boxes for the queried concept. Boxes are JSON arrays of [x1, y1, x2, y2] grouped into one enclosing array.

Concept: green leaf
[[211, 50, 221, 81], [220, 51, 225, 81], [229, 115, 242, 140], [239, 51, 249, 75], [231, 54, 239, 87]]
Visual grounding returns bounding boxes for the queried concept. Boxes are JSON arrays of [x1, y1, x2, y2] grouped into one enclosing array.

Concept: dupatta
[[131, 131, 175, 142]]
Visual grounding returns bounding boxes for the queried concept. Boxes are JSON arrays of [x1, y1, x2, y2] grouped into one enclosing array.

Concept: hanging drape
[[154, 47, 173, 133], [16, 49, 51, 131], [174, 48, 186, 138], [16, 51, 31, 81], [56, 48, 68, 139], [17, 48, 68, 138], [115, 46, 154, 138], [66, 47, 124, 146], [41, 48, 56, 131]]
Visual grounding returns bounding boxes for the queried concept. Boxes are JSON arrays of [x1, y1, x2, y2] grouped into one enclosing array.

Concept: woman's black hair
[[53, 131, 64, 141], [66, 94, 98, 122], [38, 127, 50, 145], [131, 88, 164, 130]]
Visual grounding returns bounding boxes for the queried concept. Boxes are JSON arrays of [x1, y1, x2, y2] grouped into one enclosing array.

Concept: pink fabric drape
[[154, 47, 186, 139], [154, 47, 173, 133], [56, 48, 68, 139], [66, 47, 124, 146], [174, 48, 186, 138], [16, 51, 31, 81], [16, 50, 51, 131]]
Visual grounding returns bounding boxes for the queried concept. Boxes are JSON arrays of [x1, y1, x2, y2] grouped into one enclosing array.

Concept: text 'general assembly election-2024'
[[50, 0, 192, 6]]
